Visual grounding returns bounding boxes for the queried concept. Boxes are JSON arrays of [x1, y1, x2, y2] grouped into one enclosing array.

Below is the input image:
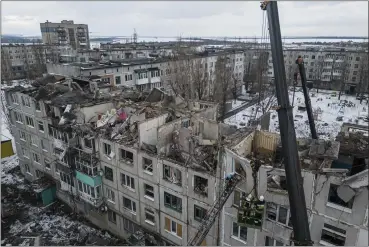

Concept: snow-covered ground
[[270, 89, 368, 139], [226, 88, 368, 139], [225, 95, 276, 128]]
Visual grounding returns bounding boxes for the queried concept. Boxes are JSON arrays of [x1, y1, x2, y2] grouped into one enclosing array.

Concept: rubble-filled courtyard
[[1, 155, 128, 246]]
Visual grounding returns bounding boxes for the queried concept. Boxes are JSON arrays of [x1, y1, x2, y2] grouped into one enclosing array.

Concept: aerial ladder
[[188, 2, 315, 246], [187, 173, 243, 246]]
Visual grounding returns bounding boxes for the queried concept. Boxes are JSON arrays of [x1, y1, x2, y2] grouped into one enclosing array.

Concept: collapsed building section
[[222, 127, 368, 246]]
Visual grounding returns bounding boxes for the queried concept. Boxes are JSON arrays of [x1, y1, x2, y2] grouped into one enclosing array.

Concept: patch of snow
[[269, 90, 369, 139]]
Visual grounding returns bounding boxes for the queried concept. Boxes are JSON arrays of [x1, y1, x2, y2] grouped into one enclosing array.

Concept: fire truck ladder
[[188, 173, 243, 246]]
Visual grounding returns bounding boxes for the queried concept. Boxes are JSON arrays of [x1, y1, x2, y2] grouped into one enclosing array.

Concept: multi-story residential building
[[3, 73, 368, 246], [243, 47, 368, 94], [40, 20, 90, 49], [1, 44, 76, 81], [2, 79, 228, 245], [46, 50, 245, 99], [222, 128, 368, 246]]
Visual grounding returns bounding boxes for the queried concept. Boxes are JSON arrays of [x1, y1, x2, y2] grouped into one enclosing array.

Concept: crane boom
[[188, 174, 243, 246], [261, 1, 313, 245], [296, 56, 318, 139]]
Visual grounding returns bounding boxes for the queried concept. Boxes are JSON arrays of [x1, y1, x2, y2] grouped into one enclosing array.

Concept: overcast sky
[[2, 1, 368, 38]]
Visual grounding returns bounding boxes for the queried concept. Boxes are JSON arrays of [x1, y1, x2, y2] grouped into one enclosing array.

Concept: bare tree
[[213, 54, 236, 121], [337, 56, 350, 100], [190, 58, 210, 100], [357, 53, 369, 103], [29, 41, 47, 79], [313, 56, 324, 93], [162, 55, 192, 100], [1, 49, 13, 84]]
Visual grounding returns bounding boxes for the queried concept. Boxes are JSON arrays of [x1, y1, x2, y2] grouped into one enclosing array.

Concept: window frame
[[320, 223, 346, 246], [266, 202, 293, 228], [25, 115, 35, 127], [14, 111, 23, 124], [164, 192, 182, 213], [122, 196, 137, 214], [120, 148, 133, 163], [38, 121, 44, 132], [108, 209, 117, 224], [145, 208, 156, 225], [143, 157, 153, 174], [106, 187, 115, 203], [104, 166, 114, 181], [121, 173, 135, 190], [232, 222, 247, 242], [194, 205, 207, 222], [144, 183, 155, 200], [24, 164, 31, 174], [103, 142, 111, 156]]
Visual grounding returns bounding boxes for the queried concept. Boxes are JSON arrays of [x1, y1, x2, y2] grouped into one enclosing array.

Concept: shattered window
[[104, 166, 114, 181], [233, 191, 247, 207], [120, 149, 133, 163], [278, 206, 288, 225], [163, 164, 182, 185], [144, 184, 154, 199], [194, 175, 208, 197], [328, 184, 354, 209], [143, 157, 153, 174], [265, 236, 274, 246], [84, 138, 93, 149], [194, 205, 207, 222], [108, 209, 117, 224], [266, 203, 277, 221], [38, 121, 44, 132], [106, 187, 115, 202], [145, 208, 155, 224], [103, 143, 111, 156], [321, 223, 346, 246]]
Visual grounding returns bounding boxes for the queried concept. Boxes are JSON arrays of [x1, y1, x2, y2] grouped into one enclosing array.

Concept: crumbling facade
[[221, 129, 368, 246], [3, 78, 229, 245]]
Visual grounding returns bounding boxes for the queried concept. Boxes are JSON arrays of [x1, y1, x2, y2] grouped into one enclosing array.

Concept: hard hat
[[259, 195, 264, 201]]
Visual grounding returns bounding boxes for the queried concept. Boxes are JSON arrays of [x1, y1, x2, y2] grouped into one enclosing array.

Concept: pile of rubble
[[336, 131, 369, 157]]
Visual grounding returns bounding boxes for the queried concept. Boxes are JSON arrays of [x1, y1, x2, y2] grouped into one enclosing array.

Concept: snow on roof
[[1, 134, 12, 142]]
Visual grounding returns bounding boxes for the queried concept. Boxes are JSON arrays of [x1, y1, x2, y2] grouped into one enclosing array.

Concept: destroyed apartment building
[[221, 128, 368, 246], [3, 73, 368, 246], [2, 75, 241, 246]]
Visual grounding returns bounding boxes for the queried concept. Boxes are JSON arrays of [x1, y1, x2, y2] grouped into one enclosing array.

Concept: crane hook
[[260, 0, 270, 10]]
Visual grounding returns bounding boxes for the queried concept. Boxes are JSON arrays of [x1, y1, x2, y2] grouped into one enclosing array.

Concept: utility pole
[[261, 1, 312, 246], [296, 56, 318, 139]]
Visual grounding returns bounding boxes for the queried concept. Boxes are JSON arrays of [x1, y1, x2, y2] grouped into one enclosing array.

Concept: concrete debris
[[308, 139, 340, 160], [337, 185, 356, 202]]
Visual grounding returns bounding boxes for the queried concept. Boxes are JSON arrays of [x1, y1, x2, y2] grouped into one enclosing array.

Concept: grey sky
[[2, 1, 368, 37]]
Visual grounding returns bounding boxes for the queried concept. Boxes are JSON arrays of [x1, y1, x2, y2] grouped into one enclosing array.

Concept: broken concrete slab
[[337, 185, 356, 202]]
